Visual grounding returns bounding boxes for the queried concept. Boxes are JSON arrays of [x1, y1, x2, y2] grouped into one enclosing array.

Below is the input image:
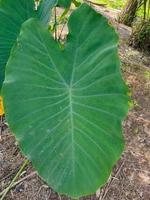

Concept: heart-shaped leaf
[[0, 0, 57, 92], [3, 3, 128, 198]]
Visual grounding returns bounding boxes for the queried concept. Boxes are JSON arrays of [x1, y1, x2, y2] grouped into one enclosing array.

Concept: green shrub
[[130, 19, 150, 53]]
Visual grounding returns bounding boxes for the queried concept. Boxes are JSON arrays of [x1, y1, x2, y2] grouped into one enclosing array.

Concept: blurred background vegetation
[[89, 0, 150, 53]]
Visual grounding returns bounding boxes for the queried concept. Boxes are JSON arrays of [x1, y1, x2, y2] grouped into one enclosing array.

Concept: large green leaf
[[37, 0, 57, 24], [0, 0, 57, 92], [3, 3, 128, 198], [57, 0, 72, 7]]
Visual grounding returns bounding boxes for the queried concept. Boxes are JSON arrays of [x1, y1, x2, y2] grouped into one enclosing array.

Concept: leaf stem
[[0, 115, 3, 135], [0, 159, 29, 200], [58, 7, 70, 41], [54, 7, 57, 40]]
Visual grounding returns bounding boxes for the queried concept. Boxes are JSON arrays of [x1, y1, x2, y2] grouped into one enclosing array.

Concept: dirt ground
[[0, 5, 150, 200]]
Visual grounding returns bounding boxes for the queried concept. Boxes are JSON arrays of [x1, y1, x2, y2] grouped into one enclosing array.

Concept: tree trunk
[[118, 0, 141, 26]]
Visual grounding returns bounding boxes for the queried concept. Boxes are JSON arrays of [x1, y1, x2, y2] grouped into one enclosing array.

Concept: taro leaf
[[37, 0, 57, 24], [0, 0, 57, 92], [3, 3, 129, 198], [57, 0, 72, 7]]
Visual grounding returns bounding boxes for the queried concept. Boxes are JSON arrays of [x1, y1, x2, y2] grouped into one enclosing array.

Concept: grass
[[91, 0, 147, 18], [91, 0, 125, 9]]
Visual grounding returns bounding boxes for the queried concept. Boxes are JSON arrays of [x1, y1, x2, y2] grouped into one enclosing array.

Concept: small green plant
[[130, 19, 150, 52], [130, 0, 150, 53], [0, 0, 128, 198], [144, 71, 150, 80]]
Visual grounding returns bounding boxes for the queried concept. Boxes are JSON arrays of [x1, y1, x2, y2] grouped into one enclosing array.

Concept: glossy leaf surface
[[3, 3, 128, 198]]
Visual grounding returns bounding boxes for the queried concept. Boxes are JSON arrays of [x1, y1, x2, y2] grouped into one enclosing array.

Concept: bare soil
[[0, 5, 150, 200]]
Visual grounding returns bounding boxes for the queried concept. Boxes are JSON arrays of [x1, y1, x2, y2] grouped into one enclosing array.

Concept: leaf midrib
[[67, 17, 93, 181], [68, 87, 75, 179]]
